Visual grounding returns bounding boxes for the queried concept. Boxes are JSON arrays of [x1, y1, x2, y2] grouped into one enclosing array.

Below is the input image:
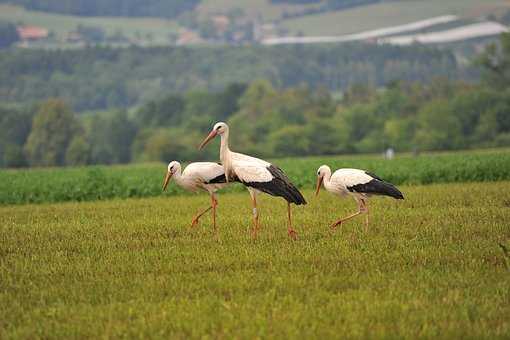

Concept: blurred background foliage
[[0, 33, 509, 168]]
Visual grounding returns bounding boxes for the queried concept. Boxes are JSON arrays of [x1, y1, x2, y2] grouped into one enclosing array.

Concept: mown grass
[[1, 182, 509, 338], [1, 149, 509, 205]]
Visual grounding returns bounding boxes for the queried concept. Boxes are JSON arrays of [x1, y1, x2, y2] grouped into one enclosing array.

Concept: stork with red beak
[[199, 122, 306, 239], [162, 161, 229, 233], [315, 165, 404, 231]]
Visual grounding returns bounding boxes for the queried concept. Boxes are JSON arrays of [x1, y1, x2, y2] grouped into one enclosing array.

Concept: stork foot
[[190, 217, 200, 229], [288, 228, 298, 240], [329, 220, 342, 232]]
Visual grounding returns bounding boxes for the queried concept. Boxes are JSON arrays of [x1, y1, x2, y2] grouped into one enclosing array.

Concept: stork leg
[[190, 202, 212, 229], [329, 198, 365, 232], [287, 202, 298, 240], [211, 193, 218, 236], [361, 198, 369, 231], [248, 189, 260, 238]]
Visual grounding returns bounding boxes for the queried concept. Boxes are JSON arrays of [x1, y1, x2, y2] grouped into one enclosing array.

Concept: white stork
[[198, 122, 306, 239], [162, 161, 228, 233], [315, 165, 404, 231]]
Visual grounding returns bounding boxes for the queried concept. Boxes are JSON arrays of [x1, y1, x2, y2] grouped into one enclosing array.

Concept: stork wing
[[233, 162, 273, 183], [183, 162, 227, 184], [332, 169, 373, 188]]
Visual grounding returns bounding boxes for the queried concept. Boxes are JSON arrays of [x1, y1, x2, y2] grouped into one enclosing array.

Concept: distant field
[[0, 149, 509, 205], [197, 0, 322, 21], [0, 4, 179, 45], [281, 0, 510, 36], [0, 182, 509, 338]]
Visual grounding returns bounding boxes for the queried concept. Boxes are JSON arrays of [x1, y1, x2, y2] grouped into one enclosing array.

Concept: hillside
[[0, 0, 507, 48]]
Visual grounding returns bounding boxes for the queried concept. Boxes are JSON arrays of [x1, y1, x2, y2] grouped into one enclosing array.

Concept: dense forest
[[0, 33, 508, 168], [0, 43, 466, 112], [0, 0, 199, 18]]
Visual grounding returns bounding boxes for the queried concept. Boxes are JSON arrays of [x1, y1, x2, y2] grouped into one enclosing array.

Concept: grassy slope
[[281, 0, 510, 36], [0, 4, 178, 45], [1, 182, 509, 338]]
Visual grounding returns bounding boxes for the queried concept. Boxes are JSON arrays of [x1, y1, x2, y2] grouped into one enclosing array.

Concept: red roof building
[[17, 26, 49, 40]]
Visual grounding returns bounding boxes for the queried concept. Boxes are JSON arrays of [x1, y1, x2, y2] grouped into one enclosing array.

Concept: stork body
[[163, 161, 228, 233], [316, 165, 403, 231], [199, 122, 306, 239]]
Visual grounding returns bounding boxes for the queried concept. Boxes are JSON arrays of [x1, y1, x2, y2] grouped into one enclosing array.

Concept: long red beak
[[199, 130, 217, 150], [315, 176, 323, 197], [162, 171, 173, 191]]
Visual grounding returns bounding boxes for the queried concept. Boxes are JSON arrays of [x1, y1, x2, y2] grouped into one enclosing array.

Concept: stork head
[[163, 161, 181, 191], [199, 122, 228, 150], [315, 165, 330, 196]]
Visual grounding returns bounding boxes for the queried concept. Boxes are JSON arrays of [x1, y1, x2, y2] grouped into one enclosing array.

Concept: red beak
[[162, 171, 172, 191], [315, 177, 323, 197], [198, 130, 217, 150]]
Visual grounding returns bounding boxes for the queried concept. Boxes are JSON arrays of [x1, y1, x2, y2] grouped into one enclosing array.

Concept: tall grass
[[1, 149, 509, 205]]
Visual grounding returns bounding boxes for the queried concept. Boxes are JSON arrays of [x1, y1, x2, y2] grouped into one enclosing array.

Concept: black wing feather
[[242, 165, 307, 205], [348, 174, 404, 200]]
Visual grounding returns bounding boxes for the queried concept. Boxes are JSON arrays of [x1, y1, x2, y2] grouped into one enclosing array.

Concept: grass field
[[1, 149, 509, 205], [281, 0, 510, 36], [1, 181, 509, 338], [0, 4, 179, 45]]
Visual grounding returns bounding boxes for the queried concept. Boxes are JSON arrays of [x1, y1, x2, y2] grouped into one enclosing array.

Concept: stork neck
[[172, 168, 183, 185], [322, 170, 332, 189], [219, 132, 231, 163], [219, 131, 234, 181]]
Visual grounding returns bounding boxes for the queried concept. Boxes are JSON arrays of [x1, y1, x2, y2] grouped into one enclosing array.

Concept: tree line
[[1, 33, 508, 168], [0, 43, 467, 112], [0, 0, 199, 18]]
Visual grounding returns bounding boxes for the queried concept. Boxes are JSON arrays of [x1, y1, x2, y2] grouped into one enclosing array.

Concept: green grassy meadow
[[1, 181, 509, 338], [1, 149, 509, 205]]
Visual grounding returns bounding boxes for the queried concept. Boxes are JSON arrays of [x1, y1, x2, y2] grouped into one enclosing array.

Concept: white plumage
[[162, 161, 229, 233], [316, 165, 404, 231], [199, 122, 306, 239], [325, 168, 375, 197]]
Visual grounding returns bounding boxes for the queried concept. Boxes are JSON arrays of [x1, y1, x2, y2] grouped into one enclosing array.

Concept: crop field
[[1, 149, 509, 205], [1, 181, 509, 338], [281, 0, 510, 36]]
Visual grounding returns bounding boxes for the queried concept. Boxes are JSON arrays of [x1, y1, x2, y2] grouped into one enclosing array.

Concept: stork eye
[[216, 126, 222, 130]]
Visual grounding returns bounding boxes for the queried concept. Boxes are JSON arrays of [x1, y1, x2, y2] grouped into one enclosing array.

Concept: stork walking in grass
[[199, 122, 306, 239], [162, 161, 229, 233], [315, 165, 404, 231]]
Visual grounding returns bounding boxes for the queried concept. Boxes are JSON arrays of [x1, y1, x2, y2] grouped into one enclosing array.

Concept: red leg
[[329, 198, 363, 232], [190, 204, 212, 228], [211, 193, 218, 235], [287, 202, 298, 240], [249, 189, 259, 239]]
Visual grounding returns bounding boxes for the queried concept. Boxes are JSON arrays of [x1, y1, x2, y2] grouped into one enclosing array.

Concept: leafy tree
[[88, 110, 137, 164], [478, 33, 510, 89], [269, 125, 309, 157], [136, 94, 185, 127], [2, 144, 26, 168], [65, 136, 90, 166], [0, 21, 19, 49], [24, 99, 81, 166], [414, 99, 463, 150]]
